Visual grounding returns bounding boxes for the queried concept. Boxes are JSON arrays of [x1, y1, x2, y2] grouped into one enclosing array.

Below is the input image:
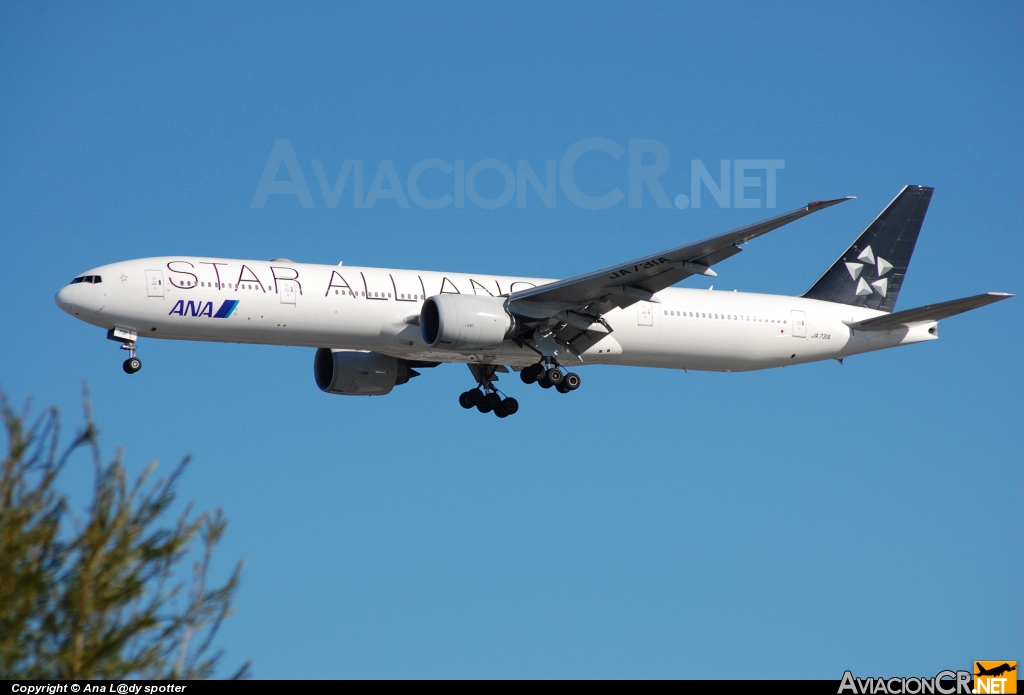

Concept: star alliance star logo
[[845, 245, 892, 298]]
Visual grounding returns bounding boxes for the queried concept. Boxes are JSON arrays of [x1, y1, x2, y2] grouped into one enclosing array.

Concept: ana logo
[[169, 299, 239, 318], [845, 245, 893, 298], [974, 661, 1017, 694]]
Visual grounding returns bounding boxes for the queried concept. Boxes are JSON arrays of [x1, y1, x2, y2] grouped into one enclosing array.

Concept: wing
[[505, 196, 852, 361], [509, 197, 853, 321], [845, 292, 1012, 331]]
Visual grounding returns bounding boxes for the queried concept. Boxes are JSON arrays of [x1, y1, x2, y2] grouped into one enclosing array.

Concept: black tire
[[123, 358, 141, 374], [458, 391, 474, 409], [538, 371, 553, 388], [520, 366, 538, 384], [484, 393, 502, 411], [564, 372, 581, 390], [495, 408, 508, 418], [467, 388, 484, 405], [547, 368, 563, 385], [501, 397, 519, 416], [477, 400, 492, 414], [556, 381, 570, 394]]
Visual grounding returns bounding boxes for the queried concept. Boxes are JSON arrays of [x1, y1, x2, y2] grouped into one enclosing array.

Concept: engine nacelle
[[419, 294, 516, 350], [314, 349, 417, 396]]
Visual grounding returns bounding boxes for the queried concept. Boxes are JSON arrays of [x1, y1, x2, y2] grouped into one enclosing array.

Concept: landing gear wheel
[[546, 368, 563, 385], [500, 397, 519, 416], [477, 391, 501, 414], [563, 372, 581, 391], [467, 388, 484, 405], [520, 364, 543, 384], [556, 381, 570, 394], [123, 357, 142, 374], [458, 391, 475, 409]]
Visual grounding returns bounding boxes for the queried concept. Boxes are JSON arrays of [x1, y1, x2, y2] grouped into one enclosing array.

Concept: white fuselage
[[55, 256, 938, 372]]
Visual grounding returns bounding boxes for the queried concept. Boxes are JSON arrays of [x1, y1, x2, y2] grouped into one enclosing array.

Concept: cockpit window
[[70, 275, 102, 284]]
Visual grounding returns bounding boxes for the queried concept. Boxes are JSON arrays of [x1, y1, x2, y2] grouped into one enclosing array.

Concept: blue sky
[[1, 1, 1021, 678]]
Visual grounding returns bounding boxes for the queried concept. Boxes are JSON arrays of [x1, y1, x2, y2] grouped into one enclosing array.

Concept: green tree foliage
[[0, 391, 249, 679]]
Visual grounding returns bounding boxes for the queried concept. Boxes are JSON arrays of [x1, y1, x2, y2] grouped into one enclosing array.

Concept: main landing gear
[[456, 361, 579, 417], [458, 388, 519, 418], [519, 362, 580, 394], [459, 364, 519, 418]]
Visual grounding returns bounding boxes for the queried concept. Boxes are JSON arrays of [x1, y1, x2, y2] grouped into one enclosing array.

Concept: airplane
[[975, 663, 1016, 678], [55, 185, 1011, 418]]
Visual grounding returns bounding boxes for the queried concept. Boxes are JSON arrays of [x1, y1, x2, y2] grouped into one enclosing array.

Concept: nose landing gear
[[108, 327, 142, 374], [123, 353, 142, 374]]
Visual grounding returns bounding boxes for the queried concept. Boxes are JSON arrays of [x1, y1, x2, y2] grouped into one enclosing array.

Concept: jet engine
[[419, 294, 517, 350], [314, 348, 420, 396]]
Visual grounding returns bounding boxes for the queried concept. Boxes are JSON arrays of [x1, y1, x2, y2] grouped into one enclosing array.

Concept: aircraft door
[[637, 301, 654, 326], [280, 280, 297, 305], [145, 270, 164, 297], [791, 310, 807, 338]]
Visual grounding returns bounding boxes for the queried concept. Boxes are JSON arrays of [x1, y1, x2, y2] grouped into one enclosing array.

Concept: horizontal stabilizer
[[845, 292, 1012, 331]]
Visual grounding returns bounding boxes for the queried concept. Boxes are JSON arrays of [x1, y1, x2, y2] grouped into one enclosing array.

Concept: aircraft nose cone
[[55, 285, 74, 313]]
